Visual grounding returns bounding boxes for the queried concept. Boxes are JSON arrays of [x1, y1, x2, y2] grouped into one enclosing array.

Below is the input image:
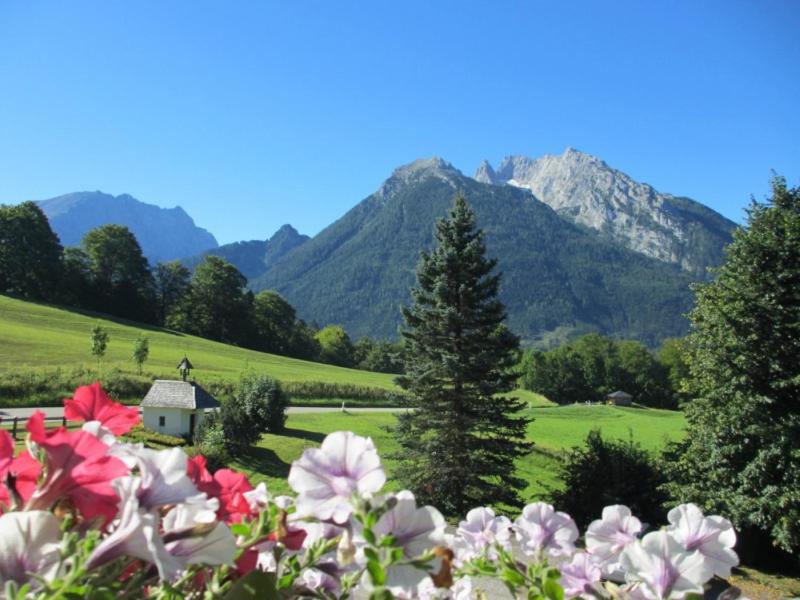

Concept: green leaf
[[363, 528, 376, 545], [364, 547, 380, 563], [368, 588, 395, 600], [230, 523, 251, 537], [366, 560, 386, 586], [222, 570, 280, 600], [502, 567, 526, 587], [543, 578, 564, 600]]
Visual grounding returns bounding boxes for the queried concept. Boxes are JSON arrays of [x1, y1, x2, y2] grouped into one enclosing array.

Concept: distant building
[[606, 390, 633, 406], [140, 357, 220, 437]]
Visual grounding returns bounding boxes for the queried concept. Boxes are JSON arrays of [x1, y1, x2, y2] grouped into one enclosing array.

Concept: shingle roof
[[141, 380, 220, 409], [607, 390, 632, 399]]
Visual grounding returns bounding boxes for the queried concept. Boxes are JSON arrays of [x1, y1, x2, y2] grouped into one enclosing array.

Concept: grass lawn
[[0, 295, 398, 405], [233, 404, 685, 502]]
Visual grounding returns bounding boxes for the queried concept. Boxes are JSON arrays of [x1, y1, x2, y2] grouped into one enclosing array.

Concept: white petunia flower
[[586, 504, 643, 578], [243, 482, 271, 511], [667, 503, 739, 579], [356, 490, 446, 598], [514, 501, 579, 560], [0, 511, 62, 589], [162, 499, 236, 568], [454, 506, 512, 561], [620, 529, 714, 600], [559, 552, 603, 599], [288, 431, 386, 523], [86, 478, 182, 581], [120, 446, 205, 509]]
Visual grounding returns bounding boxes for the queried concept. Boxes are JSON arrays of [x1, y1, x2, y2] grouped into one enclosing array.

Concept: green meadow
[[234, 404, 686, 501], [0, 295, 397, 405]]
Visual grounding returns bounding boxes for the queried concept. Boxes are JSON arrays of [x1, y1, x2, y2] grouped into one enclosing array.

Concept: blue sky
[[1, 1, 798, 244]]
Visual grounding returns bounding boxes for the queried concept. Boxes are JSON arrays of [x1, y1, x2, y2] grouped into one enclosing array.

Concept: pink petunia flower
[[288, 431, 386, 523], [64, 382, 140, 435], [514, 501, 579, 560], [667, 503, 739, 579], [26, 411, 128, 523], [190, 461, 255, 524]]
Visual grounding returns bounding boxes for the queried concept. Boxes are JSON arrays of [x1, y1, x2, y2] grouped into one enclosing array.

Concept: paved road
[[0, 406, 407, 419]]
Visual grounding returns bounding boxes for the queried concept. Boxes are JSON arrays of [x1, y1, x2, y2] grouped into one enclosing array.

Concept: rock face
[[182, 224, 309, 280], [474, 148, 736, 277], [252, 157, 698, 347], [37, 191, 218, 263]]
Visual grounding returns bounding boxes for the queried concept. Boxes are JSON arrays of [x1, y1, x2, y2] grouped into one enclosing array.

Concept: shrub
[[123, 424, 185, 448], [192, 412, 230, 471], [550, 429, 667, 529], [219, 374, 291, 454], [235, 373, 289, 433]]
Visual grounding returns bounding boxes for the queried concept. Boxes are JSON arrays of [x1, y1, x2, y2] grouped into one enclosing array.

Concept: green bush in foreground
[[550, 429, 667, 529]]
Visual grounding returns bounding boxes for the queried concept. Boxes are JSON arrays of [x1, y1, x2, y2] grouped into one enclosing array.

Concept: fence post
[[12, 417, 18, 440], [62, 416, 67, 427]]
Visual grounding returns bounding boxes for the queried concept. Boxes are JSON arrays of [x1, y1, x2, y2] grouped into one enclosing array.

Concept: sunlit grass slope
[[0, 295, 397, 402]]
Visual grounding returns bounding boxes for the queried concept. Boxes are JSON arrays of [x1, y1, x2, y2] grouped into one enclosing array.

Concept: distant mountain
[[474, 148, 736, 277], [182, 224, 309, 279], [36, 191, 218, 262], [252, 158, 699, 347]]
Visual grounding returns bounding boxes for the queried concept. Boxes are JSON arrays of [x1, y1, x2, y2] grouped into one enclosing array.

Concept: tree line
[[518, 333, 688, 409], [0, 202, 400, 372]]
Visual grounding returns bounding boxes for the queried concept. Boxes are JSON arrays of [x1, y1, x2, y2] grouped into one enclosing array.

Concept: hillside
[[182, 224, 309, 279], [475, 149, 735, 276], [252, 158, 697, 347], [36, 191, 218, 262], [0, 295, 397, 404]]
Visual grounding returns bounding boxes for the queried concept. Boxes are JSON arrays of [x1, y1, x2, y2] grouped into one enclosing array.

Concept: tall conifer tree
[[393, 194, 530, 516]]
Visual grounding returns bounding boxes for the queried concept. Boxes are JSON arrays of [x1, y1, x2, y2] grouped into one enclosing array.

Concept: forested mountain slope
[[253, 158, 697, 346]]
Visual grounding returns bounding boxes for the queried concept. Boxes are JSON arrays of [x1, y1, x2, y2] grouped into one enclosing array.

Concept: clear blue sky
[[1, 1, 798, 244]]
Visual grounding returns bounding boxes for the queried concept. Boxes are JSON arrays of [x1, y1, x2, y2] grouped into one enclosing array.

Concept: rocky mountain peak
[[474, 159, 498, 185], [473, 149, 735, 275], [378, 157, 462, 200]]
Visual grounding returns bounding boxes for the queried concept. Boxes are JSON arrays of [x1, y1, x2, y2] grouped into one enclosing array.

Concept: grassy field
[[0, 295, 398, 405], [233, 404, 686, 501], [0, 295, 552, 409]]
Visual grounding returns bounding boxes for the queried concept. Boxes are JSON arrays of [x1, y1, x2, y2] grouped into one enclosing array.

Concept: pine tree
[[393, 194, 530, 516], [663, 177, 800, 558]]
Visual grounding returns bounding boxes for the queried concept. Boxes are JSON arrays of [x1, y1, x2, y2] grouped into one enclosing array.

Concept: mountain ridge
[[252, 158, 698, 347], [182, 224, 309, 279], [36, 191, 218, 263]]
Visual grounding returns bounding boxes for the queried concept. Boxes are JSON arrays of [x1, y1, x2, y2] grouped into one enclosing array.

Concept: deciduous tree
[[0, 202, 63, 300], [82, 224, 156, 322], [663, 177, 800, 557]]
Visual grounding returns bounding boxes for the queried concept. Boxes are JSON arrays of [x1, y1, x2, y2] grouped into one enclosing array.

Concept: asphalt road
[[0, 406, 406, 419]]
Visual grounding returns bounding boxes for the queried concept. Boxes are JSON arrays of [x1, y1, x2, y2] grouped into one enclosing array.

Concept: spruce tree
[[663, 177, 800, 557], [393, 194, 530, 516]]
